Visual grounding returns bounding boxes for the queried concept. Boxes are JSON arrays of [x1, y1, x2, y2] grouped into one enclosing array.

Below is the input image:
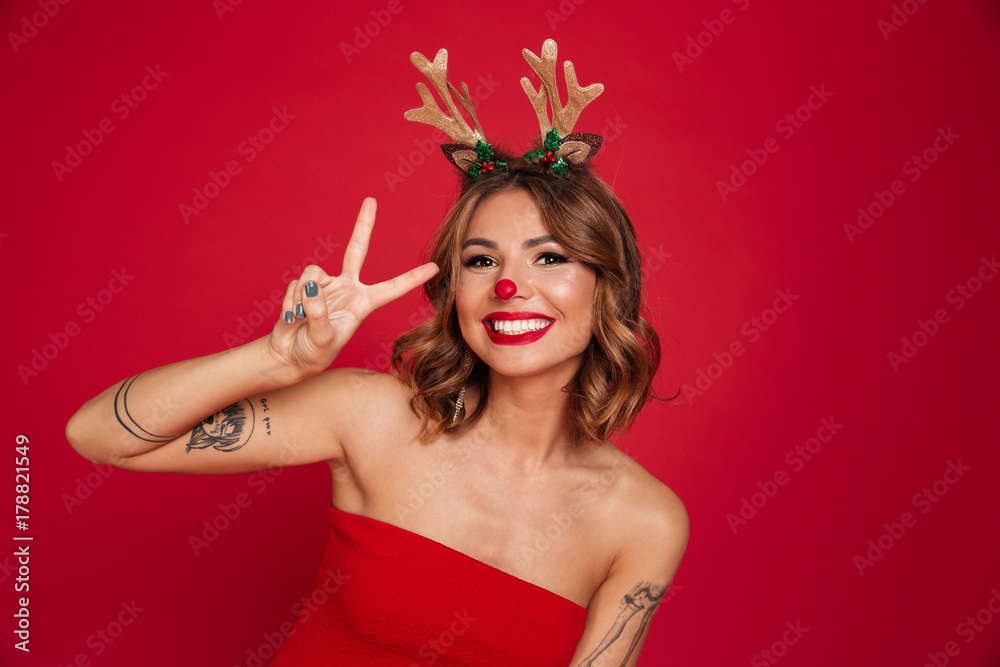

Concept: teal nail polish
[[295, 303, 305, 319], [283, 311, 294, 324], [305, 281, 318, 298]]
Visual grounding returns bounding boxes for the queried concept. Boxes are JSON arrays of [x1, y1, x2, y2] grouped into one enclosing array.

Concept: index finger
[[367, 262, 440, 311], [341, 197, 376, 279]]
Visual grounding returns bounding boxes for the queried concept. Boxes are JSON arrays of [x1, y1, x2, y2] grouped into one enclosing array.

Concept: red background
[[3, 1, 999, 665]]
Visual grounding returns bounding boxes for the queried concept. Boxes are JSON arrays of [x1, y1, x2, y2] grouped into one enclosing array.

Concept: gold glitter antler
[[521, 39, 604, 137], [404, 49, 484, 147]]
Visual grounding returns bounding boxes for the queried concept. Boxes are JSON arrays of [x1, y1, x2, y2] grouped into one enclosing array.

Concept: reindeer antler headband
[[404, 39, 604, 178]]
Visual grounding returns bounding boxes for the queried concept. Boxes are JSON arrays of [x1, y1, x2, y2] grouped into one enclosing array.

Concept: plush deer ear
[[556, 132, 603, 164], [441, 143, 479, 173]]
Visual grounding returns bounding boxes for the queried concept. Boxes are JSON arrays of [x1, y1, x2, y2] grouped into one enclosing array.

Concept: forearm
[[66, 336, 306, 465], [67, 198, 438, 468]]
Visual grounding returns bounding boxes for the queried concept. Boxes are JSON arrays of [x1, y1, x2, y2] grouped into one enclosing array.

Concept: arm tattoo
[[580, 581, 667, 667], [260, 397, 272, 436], [114, 374, 182, 443], [185, 400, 254, 453]]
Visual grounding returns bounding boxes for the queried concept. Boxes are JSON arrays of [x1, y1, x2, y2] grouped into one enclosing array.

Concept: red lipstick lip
[[481, 312, 554, 346], [482, 311, 551, 322]]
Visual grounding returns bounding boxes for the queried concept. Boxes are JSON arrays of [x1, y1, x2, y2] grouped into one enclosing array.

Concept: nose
[[494, 279, 516, 301]]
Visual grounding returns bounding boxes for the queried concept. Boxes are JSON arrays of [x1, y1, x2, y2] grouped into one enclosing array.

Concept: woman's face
[[455, 189, 597, 381]]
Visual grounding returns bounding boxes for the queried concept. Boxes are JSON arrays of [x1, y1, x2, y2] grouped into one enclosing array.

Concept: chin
[[478, 350, 584, 382]]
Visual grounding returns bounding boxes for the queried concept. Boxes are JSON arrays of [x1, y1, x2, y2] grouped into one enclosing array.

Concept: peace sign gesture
[[264, 198, 439, 377]]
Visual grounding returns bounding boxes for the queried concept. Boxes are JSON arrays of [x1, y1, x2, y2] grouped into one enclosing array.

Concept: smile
[[488, 318, 552, 334], [482, 312, 554, 345]]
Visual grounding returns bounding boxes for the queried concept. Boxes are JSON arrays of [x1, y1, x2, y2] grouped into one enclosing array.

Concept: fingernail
[[295, 302, 305, 319], [305, 281, 318, 298], [283, 311, 294, 324]]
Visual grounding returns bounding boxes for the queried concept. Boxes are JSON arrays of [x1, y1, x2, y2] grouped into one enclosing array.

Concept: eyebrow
[[461, 235, 557, 251]]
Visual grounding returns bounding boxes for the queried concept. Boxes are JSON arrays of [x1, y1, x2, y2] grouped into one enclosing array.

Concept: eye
[[537, 252, 570, 266], [462, 254, 496, 268]]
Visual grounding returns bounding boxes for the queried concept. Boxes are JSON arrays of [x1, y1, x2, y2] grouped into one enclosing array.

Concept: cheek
[[551, 270, 597, 350], [561, 270, 597, 319], [454, 274, 486, 329]]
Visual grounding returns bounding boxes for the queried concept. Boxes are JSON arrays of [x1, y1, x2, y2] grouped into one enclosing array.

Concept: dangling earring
[[452, 348, 472, 423], [451, 387, 466, 423]]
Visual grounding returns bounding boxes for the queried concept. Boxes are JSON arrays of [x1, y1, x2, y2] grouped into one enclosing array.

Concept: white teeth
[[490, 318, 553, 334]]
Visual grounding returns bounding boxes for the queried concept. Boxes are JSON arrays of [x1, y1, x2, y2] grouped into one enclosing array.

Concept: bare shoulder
[[310, 367, 414, 415], [598, 443, 689, 560], [312, 367, 422, 454], [565, 444, 688, 666], [314, 366, 408, 397]]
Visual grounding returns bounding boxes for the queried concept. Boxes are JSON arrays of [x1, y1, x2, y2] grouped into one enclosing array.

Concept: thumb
[[299, 279, 336, 347]]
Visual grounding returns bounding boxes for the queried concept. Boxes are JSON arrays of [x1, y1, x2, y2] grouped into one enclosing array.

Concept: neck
[[469, 367, 581, 473]]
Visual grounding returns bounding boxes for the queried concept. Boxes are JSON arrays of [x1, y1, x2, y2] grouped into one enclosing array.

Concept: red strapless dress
[[267, 503, 588, 666]]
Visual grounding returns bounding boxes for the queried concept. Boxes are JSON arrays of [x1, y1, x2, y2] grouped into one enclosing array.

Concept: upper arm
[[569, 487, 689, 667], [110, 368, 392, 475]]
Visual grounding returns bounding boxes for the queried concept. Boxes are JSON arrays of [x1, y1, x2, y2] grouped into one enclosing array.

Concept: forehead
[[464, 189, 548, 241]]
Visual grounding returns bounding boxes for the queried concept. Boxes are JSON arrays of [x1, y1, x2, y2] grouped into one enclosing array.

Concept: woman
[[66, 41, 688, 666]]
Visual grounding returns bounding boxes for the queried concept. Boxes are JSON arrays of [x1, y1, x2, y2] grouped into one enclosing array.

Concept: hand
[[264, 197, 439, 377]]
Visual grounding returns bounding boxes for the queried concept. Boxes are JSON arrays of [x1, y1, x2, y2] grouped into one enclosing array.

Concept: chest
[[337, 442, 618, 608]]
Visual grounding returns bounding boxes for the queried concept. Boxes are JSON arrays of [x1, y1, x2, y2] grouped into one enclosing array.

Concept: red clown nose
[[494, 279, 516, 300]]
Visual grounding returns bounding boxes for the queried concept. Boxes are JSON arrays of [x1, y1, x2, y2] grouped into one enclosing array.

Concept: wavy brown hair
[[391, 156, 662, 444]]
